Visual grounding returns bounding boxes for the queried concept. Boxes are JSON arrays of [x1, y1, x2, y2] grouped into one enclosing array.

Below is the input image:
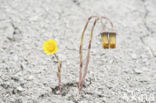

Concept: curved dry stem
[[79, 18, 99, 91], [54, 53, 62, 93], [101, 16, 114, 31], [79, 16, 98, 90], [100, 18, 106, 31], [79, 16, 114, 91]]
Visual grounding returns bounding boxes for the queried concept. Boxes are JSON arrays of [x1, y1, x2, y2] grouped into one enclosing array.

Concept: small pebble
[[131, 53, 137, 60]]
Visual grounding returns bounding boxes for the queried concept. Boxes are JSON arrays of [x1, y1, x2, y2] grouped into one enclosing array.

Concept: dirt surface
[[0, 0, 156, 103]]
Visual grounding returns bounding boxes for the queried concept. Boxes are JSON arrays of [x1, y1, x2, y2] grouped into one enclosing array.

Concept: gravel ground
[[0, 0, 156, 103]]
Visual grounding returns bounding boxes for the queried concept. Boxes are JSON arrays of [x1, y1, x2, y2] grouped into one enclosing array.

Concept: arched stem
[[79, 16, 98, 90], [79, 16, 114, 91]]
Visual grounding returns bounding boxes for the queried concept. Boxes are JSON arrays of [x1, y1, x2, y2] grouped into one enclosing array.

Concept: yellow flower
[[43, 40, 58, 55]]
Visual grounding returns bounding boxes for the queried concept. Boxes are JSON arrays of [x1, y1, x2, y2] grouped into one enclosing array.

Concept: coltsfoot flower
[[43, 40, 58, 55], [43, 39, 62, 94]]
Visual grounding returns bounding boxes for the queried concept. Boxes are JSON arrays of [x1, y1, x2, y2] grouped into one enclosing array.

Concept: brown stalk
[[101, 16, 114, 31], [79, 16, 114, 91], [54, 53, 62, 94], [79, 16, 98, 91]]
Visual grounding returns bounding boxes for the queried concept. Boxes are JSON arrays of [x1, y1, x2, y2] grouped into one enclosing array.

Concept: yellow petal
[[43, 40, 58, 55]]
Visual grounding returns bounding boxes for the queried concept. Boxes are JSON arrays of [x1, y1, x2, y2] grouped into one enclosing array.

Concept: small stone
[[109, 59, 114, 64], [25, 75, 34, 81], [133, 68, 143, 74], [131, 53, 137, 60], [13, 55, 19, 62], [16, 86, 24, 92]]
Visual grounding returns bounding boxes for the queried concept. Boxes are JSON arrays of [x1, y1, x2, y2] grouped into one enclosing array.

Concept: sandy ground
[[0, 0, 156, 103]]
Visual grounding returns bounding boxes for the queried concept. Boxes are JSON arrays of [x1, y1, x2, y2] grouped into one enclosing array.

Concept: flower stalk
[[78, 16, 115, 91], [54, 53, 62, 93]]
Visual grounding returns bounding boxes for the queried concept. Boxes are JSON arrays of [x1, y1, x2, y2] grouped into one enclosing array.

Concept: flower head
[[43, 40, 58, 55]]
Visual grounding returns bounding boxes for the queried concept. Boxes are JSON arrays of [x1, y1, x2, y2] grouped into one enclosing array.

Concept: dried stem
[[79, 18, 99, 91], [100, 17, 106, 31], [79, 16, 114, 91], [54, 53, 62, 93], [79, 16, 97, 91], [101, 16, 114, 31]]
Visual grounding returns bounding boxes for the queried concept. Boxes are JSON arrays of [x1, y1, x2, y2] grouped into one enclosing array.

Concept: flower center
[[48, 45, 55, 52]]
